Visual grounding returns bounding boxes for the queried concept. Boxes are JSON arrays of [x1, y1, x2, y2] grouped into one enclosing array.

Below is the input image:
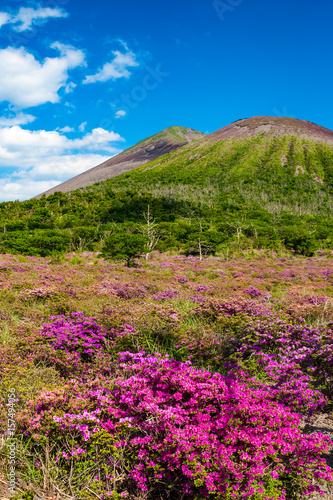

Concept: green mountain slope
[[1, 116, 333, 257], [85, 119, 333, 215]]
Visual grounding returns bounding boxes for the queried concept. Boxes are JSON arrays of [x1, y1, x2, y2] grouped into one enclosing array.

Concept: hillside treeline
[[1, 134, 333, 258], [0, 189, 332, 258]]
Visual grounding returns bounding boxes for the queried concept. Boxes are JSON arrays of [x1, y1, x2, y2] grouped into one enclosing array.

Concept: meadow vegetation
[[1, 131, 333, 498], [0, 250, 333, 499]]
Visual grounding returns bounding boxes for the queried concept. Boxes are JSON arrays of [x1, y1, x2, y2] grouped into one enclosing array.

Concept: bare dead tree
[[226, 219, 249, 242], [139, 205, 160, 260], [187, 237, 213, 261]]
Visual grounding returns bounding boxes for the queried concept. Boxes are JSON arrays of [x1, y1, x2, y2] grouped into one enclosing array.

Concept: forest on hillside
[[1, 135, 333, 259]]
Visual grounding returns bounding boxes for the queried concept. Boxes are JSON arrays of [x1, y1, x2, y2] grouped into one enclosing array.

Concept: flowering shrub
[[281, 292, 333, 324], [153, 289, 179, 301], [39, 314, 141, 369], [176, 275, 189, 283], [17, 352, 333, 499], [20, 287, 58, 301], [41, 312, 109, 360], [227, 316, 333, 414], [193, 298, 272, 322], [196, 284, 208, 292], [185, 298, 333, 415], [111, 282, 147, 299], [244, 286, 263, 297]]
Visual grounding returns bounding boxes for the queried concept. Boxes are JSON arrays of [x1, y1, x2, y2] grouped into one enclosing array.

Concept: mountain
[[36, 126, 205, 198], [82, 115, 333, 211], [38, 116, 333, 200], [2, 116, 333, 257]]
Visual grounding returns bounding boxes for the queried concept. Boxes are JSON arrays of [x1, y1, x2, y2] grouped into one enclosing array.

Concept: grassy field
[[1, 250, 333, 499]]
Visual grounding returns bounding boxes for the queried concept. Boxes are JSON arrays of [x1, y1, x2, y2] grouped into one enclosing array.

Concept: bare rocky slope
[[36, 126, 205, 198], [206, 116, 333, 144]]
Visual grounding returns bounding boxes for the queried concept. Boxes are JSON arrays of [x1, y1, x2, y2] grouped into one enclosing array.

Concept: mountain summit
[[36, 126, 205, 198], [207, 116, 333, 144]]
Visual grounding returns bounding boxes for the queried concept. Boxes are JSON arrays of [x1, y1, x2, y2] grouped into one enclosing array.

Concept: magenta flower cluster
[[18, 350, 332, 499], [243, 286, 263, 297], [152, 289, 179, 301], [227, 315, 333, 415], [12, 279, 333, 500], [41, 312, 109, 359], [176, 275, 189, 283]]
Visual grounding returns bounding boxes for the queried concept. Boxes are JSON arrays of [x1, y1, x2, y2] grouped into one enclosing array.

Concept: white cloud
[[0, 6, 68, 32], [117, 39, 130, 51], [64, 82, 76, 94], [71, 128, 122, 151], [0, 44, 85, 109], [0, 125, 123, 160], [65, 102, 76, 110], [27, 153, 112, 179], [83, 49, 139, 84], [0, 125, 124, 200], [79, 121, 87, 132], [14, 6, 68, 32], [0, 112, 36, 127], [58, 126, 75, 133], [0, 179, 60, 202], [0, 152, 113, 201], [0, 12, 10, 28], [115, 110, 126, 118]]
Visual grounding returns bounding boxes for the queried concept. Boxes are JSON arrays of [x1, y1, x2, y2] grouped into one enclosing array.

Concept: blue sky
[[0, 0, 332, 201]]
